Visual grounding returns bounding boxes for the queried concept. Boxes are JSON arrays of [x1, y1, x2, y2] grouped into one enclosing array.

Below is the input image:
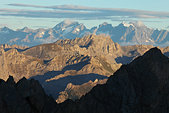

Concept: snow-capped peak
[[62, 20, 76, 26], [53, 20, 79, 30], [102, 22, 108, 26], [0, 27, 11, 31], [129, 21, 145, 27], [121, 21, 134, 27], [0, 27, 13, 33]]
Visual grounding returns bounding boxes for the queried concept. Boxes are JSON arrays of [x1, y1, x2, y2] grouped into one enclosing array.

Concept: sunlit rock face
[[55, 47, 169, 113], [1, 47, 169, 113], [0, 34, 169, 106]]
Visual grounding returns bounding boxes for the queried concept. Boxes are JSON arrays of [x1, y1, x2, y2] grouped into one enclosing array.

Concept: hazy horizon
[[0, 0, 169, 30]]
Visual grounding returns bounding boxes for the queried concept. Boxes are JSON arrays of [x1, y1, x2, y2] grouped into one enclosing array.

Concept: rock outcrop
[[1, 47, 169, 113], [56, 47, 169, 113], [0, 35, 169, 104], [0, 76, 57, 113], [0, 35, 122, 102], [0, 48, 46, 81], [56, 79, 107, 103]]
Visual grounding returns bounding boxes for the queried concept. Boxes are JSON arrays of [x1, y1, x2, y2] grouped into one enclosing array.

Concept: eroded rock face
[[1, 47, 169, 113], [0, 35, 122, 103], [0, 36, 119, 82], [0, 35, 169, 105], [1, 34, 168, 83], [0, 48, 46, 81], [56, 79, 107, 103], [56, 47, 169, 113], [0, 76, 57, 113]]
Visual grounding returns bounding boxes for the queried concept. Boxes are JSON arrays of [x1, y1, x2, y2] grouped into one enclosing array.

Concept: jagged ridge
[[0, 76, 57, 113], [0, 47, 169, 113], [0, 21, 169, 46], [56, 47, 169, 113]]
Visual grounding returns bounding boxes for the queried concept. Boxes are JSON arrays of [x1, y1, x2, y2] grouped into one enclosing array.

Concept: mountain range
[[0, 20, 169, 47], [0, 34, 169, 103], [55, 47, 169, 113], [1, 47, 169, 113]]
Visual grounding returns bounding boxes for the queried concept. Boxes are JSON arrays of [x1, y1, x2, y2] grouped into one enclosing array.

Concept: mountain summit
[[55, 47, 169, 113], [129, 21, 146, 27], [53, 20, 80, 30], [0, 47, 169, 113], [0, 21, 169, 46]]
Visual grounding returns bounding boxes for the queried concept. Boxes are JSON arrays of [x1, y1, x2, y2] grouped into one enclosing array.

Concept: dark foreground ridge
[[0, 76, 57, 113], [1, 47, 169, 113], [56, 47, 169, 113]]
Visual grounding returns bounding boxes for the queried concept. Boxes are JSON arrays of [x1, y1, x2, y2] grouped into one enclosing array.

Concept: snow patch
[[62, 26, 73, 35], [145, 40, 149, 42], [129, 21, 145, 27], [122, 22, 133, 27], [76, 28, 80, 32], [63, 20, 75, 26]]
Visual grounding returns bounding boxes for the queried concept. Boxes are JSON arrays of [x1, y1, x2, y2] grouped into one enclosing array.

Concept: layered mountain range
[[0, 34, 169, 104], [1, 47, 169, 113], [0, 20, 169, 47], [55, 47, 169, 113], [0, 35, 122, 102]]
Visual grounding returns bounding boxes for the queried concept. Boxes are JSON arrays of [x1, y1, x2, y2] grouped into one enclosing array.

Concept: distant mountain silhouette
[[0, 35, 169, 102], [1, 20, 169, 46]]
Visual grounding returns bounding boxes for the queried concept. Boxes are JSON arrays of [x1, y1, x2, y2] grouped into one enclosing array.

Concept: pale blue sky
[[0, 0, 169, 29]]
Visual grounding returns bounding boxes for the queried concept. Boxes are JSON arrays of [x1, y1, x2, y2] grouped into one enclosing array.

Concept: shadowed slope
[[56, 47, 169, 113], [0, 76, 57, 113], [1, 47, 169, 113]]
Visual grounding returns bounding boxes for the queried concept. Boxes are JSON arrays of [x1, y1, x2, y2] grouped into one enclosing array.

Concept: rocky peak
[[0, 44, 28, 50], [6, 75, 15, 86], [18, 27, 32, 32], [107, 47, 169, 112], [130, 47, 168, 66], [128, 47, 169, 86], [53, 20, 79, 30], [129, 21, 146, 28], [142, 47, 163, 57], [99, 22, 108, 26], [55, 47, 169, 113], [0, 26, 12, 31], [0, 76, 57, 113], [0, 27, 13, 33], [98, 22, 113, 32]]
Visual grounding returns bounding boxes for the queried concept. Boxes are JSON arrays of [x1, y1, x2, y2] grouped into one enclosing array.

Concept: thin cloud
[[1, 4, 169, 20]]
